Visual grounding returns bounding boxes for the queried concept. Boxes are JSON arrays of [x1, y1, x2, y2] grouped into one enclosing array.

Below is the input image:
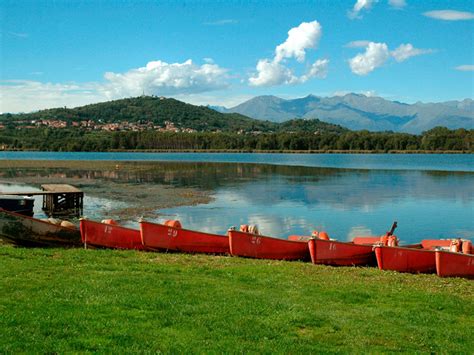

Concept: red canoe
[[308, 238, 376, 266], [139, 220, 229, 254], [80, 219, 145, 250], [436, 250, 474, 279], [374, 245, 436, 274], [352, 236, 381, 245], [421, 239, 452, 250], [228, 230, 310, 260], [287, 235, 312, 242]]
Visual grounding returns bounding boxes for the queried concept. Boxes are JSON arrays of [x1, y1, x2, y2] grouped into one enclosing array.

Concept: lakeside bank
[[0, 245, 472, 353]]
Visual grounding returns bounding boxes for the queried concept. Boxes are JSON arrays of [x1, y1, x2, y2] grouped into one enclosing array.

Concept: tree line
[[1, 126, 472, 152]]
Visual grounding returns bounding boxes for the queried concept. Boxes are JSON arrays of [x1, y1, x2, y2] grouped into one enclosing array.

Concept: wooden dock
[[0, 184, 83, 218]]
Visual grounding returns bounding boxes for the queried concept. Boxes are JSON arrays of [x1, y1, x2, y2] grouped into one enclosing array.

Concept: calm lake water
[[1, 152, 473, 243], [1, 151, 473, 172]]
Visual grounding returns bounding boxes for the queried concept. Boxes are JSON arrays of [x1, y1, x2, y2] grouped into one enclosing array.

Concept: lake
[[0, 152, 473, 243]]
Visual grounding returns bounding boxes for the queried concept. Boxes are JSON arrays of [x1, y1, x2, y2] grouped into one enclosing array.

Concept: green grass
[[0, 245, 472, 353]]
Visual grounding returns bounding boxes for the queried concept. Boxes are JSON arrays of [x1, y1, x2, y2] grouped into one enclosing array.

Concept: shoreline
[[1, 148, 473, 154], [0, 149, 474, 155]]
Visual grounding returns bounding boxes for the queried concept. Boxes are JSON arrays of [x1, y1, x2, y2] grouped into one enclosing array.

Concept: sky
[[1, 0, 473, 113]]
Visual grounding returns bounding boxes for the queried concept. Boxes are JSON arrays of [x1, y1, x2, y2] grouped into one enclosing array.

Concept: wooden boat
[[0, 208, 81, 247], [374, 245, 436, 274], [228, 230, 310, 260], [139, 220, 229, 254], [0, 195, 34, 216], [80, 219, 145, 250], [308, 238, 376, 266], [435, 250, 474, 279]]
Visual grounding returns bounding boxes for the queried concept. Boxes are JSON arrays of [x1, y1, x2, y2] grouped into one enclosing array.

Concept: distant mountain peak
[[226, 94, 474, 133]]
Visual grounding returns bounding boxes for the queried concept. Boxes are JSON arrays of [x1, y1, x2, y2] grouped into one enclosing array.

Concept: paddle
[[386, 221, 398, 237]]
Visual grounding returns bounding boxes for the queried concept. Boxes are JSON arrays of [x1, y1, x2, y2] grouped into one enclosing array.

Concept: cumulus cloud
[[391, 43, 434, 62], [0, 80, 106, 113], [348, 42, 433, 75], [455, 65, 474, 71], [423, 10, 474, 21], [101, 59, 229, 98], [348, 0, 378, 19], [349, 42, 390, 75], [248, 59, 298, 86], [249, 21, 328, 87], [301, 59, 330, 81], [0, 59, 231, 113], [388, 0, 406, 9], [274, 21, 322, 62]]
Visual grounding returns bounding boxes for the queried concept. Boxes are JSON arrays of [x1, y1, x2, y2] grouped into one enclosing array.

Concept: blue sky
[[1, 0, 473, 112]]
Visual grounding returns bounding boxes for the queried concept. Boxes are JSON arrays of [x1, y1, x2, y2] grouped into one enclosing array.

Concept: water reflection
[[0, 161, 473, 243]]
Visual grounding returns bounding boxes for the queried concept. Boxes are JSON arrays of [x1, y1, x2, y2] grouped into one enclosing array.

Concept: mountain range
[[216, 94, 474, 134]]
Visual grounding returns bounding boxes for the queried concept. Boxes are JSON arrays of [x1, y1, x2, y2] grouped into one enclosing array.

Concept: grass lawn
[[0, 245, 472, 353]]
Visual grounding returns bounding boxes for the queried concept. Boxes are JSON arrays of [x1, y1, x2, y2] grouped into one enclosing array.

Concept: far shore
[[1, 149, 473, 154]]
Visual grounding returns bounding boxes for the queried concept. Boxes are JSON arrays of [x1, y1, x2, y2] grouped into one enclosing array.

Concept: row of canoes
[[0, 208, 472, 279]]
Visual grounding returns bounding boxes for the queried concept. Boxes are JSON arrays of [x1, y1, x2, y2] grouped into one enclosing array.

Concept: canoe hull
[[352, 236, 381, 245], [436, 251, 474, 279], [421, 239, 452, 250], [0, 209, 81, 247], [374, 246, 435, 274], [80, 219, 145, 250], [140, 220, 229, 254], [308, 238, 376, 266], [228, 230, 309, 260]]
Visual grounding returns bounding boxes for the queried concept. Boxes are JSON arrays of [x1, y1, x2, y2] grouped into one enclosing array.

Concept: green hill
[[0, 96, 346, 134]]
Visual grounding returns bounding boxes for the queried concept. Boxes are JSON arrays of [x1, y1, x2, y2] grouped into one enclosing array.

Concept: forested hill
[[0, 96, 346, 134]]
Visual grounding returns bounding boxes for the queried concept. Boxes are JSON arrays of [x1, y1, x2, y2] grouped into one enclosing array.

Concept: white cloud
[[101, 59, 229, 98], [455, 65, 474, 71], [423, 10, 474, 21], [0, 59, 231, 113], [249, 21, 327, 87], [0, 80, 106, 113], [275, 21, 322, 62], [301, 59, 329, 81], [349, 42, 390, 75], [391, 43, 434, 62], [345, 40, 371, 48], [388, 0, 406, 9], [348, 0, 378, 19], [349, 42, 433, 75], [248, 59, 298, 87]]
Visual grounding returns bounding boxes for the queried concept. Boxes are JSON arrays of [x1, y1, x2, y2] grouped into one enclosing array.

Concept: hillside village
[[0, 119, 198, 133]]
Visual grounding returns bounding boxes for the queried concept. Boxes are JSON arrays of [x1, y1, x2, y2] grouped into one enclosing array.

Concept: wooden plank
[[0, 191, 81, 196], [41, 184, 82, 193]]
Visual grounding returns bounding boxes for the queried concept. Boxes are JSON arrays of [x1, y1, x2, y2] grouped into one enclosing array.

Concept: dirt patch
[[0, 160, 214, 222]]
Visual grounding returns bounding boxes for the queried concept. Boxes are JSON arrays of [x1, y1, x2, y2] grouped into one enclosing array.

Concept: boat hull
[[421, 239, 452, 250], [436, 251, 474, 279], [308, 238, 376, 266], [0, 196, 34, 216], [228, 230, 309, 260], [352, 236, 380, 245], [374, 245, 435, 274], [80, 219, 145, 250], [140, 220, 229, 254], [0, 209, 81, 247]]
